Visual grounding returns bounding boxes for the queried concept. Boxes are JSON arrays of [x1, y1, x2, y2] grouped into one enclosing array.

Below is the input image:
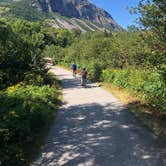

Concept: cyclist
[[72, 63, 77, 79]]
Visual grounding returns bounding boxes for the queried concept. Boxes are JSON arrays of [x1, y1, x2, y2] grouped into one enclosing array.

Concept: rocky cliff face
[[0, 0, 121, 31], [37, 0, 121, 30]]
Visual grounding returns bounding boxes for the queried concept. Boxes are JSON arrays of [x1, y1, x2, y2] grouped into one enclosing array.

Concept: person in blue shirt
[[72, 63, 77, 78]]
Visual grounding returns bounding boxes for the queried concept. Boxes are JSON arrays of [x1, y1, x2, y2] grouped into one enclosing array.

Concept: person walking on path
[[81, 67, 87, 86], [72, 63, 77, 79]]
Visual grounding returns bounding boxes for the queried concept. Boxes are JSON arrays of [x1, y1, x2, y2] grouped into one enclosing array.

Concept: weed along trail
[[33, 66, 166, 166]]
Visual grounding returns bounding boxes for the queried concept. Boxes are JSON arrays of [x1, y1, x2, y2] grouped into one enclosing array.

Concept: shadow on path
[[60, 77, 99, 90], [33, 103, 166, 166]]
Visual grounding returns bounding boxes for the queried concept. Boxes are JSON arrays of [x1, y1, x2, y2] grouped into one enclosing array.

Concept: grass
[[100, 82, 166, 139]]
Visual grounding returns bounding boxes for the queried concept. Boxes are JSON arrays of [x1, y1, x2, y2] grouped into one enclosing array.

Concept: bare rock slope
[[42, 0, 120, 30]]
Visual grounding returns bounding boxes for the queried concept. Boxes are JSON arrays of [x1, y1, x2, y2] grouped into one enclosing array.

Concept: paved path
[[33, 66, 166, 166]]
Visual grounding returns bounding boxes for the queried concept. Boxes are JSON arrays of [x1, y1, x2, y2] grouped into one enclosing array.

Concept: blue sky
[[89, 0, 140, 29]]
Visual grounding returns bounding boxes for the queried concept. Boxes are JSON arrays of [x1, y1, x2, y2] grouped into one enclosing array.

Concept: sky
[[89, 0, 140, 29]]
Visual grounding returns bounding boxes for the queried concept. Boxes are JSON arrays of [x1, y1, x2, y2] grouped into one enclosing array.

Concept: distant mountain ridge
[[36, 0, 121, 30], [0, 0, 122, 32]]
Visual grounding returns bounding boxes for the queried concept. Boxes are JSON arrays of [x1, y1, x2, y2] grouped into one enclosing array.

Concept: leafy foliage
[[0, 18, 62, 165], [101, 68, 166, 113], [0, 0, 47, 21], [0, 18, 53, 89], [134, 0, 166, 67], [0, 84, 60, 165], [137, 0, 166, 41]]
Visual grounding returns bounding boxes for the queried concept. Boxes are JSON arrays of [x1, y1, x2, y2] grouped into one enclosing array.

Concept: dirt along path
[[33, 66, 166, 166]]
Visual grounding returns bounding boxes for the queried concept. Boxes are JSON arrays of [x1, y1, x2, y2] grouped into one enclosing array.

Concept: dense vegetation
[[0, 19, 64, 165], [0, 84, 60, 165], [0, 0, 47, 21]]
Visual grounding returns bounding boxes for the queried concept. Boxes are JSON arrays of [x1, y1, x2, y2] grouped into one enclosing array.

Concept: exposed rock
[[38, 0, 121, 30]]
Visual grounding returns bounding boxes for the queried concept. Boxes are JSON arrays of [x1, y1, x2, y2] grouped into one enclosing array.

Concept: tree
[[137, 0, 166, 42], [0, 19, 47, 89], [133, 0, 166, 67]]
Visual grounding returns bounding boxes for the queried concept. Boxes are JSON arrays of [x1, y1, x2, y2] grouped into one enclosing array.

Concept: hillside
[[0, 0, 121, 32]]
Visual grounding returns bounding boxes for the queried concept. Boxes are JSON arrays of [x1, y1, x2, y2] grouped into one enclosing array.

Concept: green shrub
[[86, 62, 103, 81], [102, 68, 166, 113], [113, 69, 130, 88], [24, 73, 44, 86], [0, 84, 60, 165], [157, 64, 166, 83]]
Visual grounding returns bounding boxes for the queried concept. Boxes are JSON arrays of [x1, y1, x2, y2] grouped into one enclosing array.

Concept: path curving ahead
[[33, 66, 166, 166]]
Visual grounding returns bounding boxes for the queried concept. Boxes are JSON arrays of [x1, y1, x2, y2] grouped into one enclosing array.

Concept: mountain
[[37, 0, 120, 30], [0, 0, 121, 32]]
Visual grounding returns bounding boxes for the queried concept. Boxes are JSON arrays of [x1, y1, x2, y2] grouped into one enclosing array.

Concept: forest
[[0, 0, 165, 165]]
